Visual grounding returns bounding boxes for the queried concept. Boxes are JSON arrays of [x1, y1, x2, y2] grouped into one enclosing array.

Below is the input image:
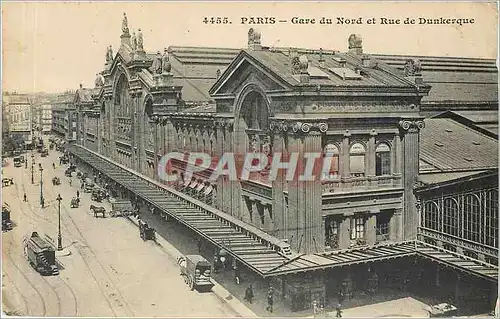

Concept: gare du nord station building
[[67, 14, 498, 313]]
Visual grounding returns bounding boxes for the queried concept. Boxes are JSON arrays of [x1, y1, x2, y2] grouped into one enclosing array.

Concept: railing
[[418, 227, 498, 260], [322, 175, 402, 194]]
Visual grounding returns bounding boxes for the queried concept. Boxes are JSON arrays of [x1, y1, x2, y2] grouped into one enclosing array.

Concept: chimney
[[348, 34, 363, 55], [318, 48, 325, 68], [247, 28, 262, 51], [361, 55, 371, 67], [79, 84, 83, 89], [338, 58, 346, 68]]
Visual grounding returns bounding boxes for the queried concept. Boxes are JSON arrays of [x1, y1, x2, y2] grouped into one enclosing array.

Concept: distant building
[[39, 104, 52, 134], [3, 93, 33, 148], [51, 91, 76, 141]]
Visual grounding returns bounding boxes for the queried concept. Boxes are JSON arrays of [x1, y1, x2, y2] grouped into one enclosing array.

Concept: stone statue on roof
[[162, 48, 171, 74], [106, 45, 113, 63], [404, 59, 422, 76], [95, 73, 104, 87], [131, 31, 137, 51], [137, 28, 144, 51], [122, 13, 129, 35], [348, 34, 362, 49], [151, 51, 162, 75], [248, 28, 261, 46]]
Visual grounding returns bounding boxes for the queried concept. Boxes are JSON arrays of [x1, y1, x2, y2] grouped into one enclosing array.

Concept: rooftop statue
[[137, 28, 144, 51], [162, 48, 171, 73], [122, 13, 129, 34], [95, 73, 104, 87], [151, 51, 162, 74], [131, 31, 137, 51]]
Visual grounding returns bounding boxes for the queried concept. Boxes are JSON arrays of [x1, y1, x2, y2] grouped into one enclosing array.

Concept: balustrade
[[322, 175, 402, 194]]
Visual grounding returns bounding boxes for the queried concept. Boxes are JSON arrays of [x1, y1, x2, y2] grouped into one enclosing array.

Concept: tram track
[[2, 159, 77, 317]]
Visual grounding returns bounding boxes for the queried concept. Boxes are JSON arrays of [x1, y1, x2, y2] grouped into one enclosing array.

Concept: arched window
[[424, 201, 440, 231], [349, 143, 366, 177], [443, 198, 459, 237], [485, 190, 498, 247], [463, 195, 481, 242], [375, 143, 391, 176], [323, 144, 340, 179]]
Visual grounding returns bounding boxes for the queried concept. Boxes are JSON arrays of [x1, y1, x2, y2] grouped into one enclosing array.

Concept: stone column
[[286, 122, 327, 254], [106, 95, 117, 161], [214, 121, 225, 211], [271, 129, 286, 240], [366, 213, 377, 245], [341, 133, 350, 178], [399, 120, 424, 240], [153, 117, 159, 181]]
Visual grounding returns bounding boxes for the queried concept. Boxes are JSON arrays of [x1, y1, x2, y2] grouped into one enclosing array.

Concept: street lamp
[[31, 154, 35, 184], [56, 194, 63, 251], [39, 165, 44, 207]]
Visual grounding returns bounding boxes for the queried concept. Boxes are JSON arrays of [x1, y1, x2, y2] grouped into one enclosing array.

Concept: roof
[[371, 54, 498, 106], [417, 242, 497, 282], [168, 46, 239, 103], [265, 241, 416, 276], [242, 49, 417, 89], [6, 94, 30, 105], [418, 170, 488, 185], [420, 117, 498, 172]]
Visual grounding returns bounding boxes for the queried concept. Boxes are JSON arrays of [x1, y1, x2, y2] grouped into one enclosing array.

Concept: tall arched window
[[349, 143, 366, 177], [375, 143, 391, 176], [485, 190, 498, 247], [424, 201, 440, 230], [323, 144, 340, 179], [443, 198, 459, 237]]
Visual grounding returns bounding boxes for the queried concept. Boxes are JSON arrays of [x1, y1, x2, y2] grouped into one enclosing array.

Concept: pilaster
[[399, 119, 425, 240], [366, 213, 377, 245], [339, 216, 351, 249]]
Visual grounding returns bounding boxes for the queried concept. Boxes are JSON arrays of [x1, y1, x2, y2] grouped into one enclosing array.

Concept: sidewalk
[[125, 215, 258, 318]]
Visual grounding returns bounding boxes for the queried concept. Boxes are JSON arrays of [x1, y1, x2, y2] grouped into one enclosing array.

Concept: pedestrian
[[76, 190, 80, 198], [23, 193, 27, 202], [213, 254, 220, 274], [335, 304, 343, 318], [266, 288, 274, 312], [41, 198, 45, 208], [69, 178, 72, 186], [234, 266, 241, 285], [52, 163, 55, 169], [244, 284, 254, 304], [197, 238, 203, 253]]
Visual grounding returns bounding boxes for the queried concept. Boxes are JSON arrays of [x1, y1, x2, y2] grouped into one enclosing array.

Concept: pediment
[[210, 51, 291, 96]]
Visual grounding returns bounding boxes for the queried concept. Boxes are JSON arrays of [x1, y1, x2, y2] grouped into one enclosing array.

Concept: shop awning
[[416, 242, 498, 282]]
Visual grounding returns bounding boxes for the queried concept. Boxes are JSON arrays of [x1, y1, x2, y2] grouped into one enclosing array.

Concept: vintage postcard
[[1, 1, 498, 318]]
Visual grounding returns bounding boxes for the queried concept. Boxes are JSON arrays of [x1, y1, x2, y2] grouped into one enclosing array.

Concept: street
[[1, 140, 239, 317]]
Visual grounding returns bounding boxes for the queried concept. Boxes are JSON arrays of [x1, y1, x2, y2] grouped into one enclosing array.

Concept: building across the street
[[51, 91, 76, 141], [3, 93, 33, 148], [66, 14, 498, 315]]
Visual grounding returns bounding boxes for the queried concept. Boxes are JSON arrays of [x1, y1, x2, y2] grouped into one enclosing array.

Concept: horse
[[90, 205, 106, 218]]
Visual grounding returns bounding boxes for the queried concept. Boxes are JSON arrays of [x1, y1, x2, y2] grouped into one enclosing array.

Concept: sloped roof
[[76, 88, 95, 103], [167, 46, 239, 103], [371, 54, 498, 105], [241, 49, 417, 89], [420, 117, 498, 172]]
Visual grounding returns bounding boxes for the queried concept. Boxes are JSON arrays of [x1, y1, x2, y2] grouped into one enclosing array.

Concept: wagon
[[109, 200, 135, 217], [2, 177, 14, 187], [178, 255, 214, 291], [52, 177, 61, 185], [139, 219, 156, 241], [91, 188, 107, 202], [70, 197, 80, 208]]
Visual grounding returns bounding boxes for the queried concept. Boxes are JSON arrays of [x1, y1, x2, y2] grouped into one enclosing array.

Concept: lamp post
[[56, 194, 63, 250], [31, 154, 35, 184], [39, 164, 44, 207]]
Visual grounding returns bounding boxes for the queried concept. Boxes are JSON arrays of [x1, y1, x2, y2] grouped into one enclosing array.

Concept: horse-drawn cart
[[139, 219, 156, 241], [90, 205, 106, 218], [91, 188, 107, 202], [2, 177, 14, 187], [52, 177, 61, 185], [109, 200, 136, 218], [70, 197, 80, 208]]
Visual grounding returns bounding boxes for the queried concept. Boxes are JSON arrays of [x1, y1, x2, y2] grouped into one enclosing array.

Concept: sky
[[2, 1, 498, 93]]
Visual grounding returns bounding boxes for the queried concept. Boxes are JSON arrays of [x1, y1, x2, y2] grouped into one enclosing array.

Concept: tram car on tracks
[[178, 255, 214, 291], [24, 232, 59, 276], [2, 204, 13, 231]]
